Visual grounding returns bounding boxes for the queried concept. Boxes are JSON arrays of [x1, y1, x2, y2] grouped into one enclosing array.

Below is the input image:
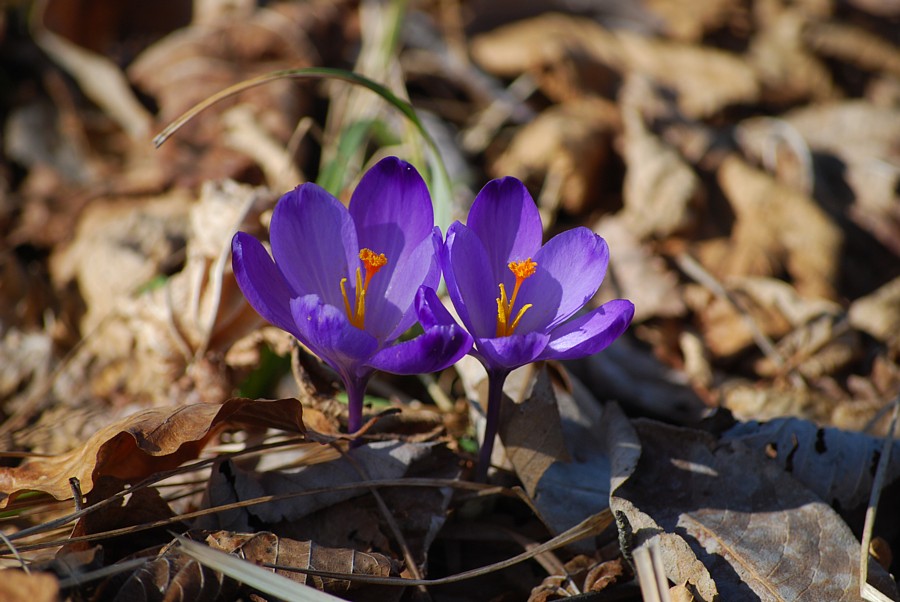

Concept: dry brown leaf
[[716, 154, 843, 300], [619, 100, 702, 239], [127, 1, 346, 188], [849, 275, 900, 344], [722, 415, 900, 518], [722, 379, 837, 425], [805, 21, 900, 79], [611, 420, 900, 601], [0, 571, 59, 602], [490, 97, 619, 215], [596, 213, 687, 322], [738, 102, 900, 259], [96, 545, 234, 602], [754, 314, 859, 379], [48, 179, 274, 410], [748, 7, 837, 104], [470, 13, 759, 118], [0, 397, 306, 508], [643, 0, 744, 42], [493, 364, 636, 550], [206, 531, 395, 593], [49, 190, 192, 337], [685, 276, 842, 358]]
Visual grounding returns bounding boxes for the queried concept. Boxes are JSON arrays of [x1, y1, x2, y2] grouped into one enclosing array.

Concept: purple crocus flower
[[232, 157, 472, 436], [442, 177, 635, 480]]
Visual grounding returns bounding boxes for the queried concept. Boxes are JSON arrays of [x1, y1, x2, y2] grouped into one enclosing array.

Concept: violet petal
[[539, 299, 635, 361], [270, 183, 358, 308], [467, 177, 543, 284], [350, 157, 433, 267], [232, 232, 298, 337], [290, 294, 378, 378], [368, 324, 472, 374], [443, 222, 499, 338], [516, 228, 609, 332], [477, 331, 551, 371], [370, 229, 441, 342]]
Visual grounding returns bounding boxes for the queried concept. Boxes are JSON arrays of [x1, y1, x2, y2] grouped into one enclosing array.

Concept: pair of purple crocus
[[232, 157, 634, 479]]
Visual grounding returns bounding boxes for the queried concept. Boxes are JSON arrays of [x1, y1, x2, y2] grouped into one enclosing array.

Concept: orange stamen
[[341, 248, 388, 329], [495, 258, 537, 337]]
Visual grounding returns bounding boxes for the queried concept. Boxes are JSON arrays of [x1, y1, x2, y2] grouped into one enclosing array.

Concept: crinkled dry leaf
[[643, 0, 743, 42], [611, 420, 900, 601], [490, 98, 619, 215], [721, 379, 837, 424], [748, 8, 837, 104], [470, 13, 759, 118], [805, 21, 900, 79], [619, 103, 702, 239], [738, 102, 900, 257], [48, 179, 273, 409], [205, 531, 395, 593], [98, 546, 234, 602], [849, 275, 900, 344], [127, 2, 334, 185], [596, 214, 686, 321], [0, 571, 59, 602], [0, 397, 305, 508], [685, 276, 842, 359], [754, 313, 859, 379], [49, 190, 192, 337], [717, 154, 843, 300]]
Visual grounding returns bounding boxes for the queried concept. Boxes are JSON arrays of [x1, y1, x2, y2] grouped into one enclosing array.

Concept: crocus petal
[[539, 299, 635, 361], [350, 157, 434, 267], [442, 222, 499, 338], [477, 331, 551, 371], [369, 229, 441, 342], [368, 324, 472, 375], [232, 232, 298, 337], [515, 228, 609, 333], [414, 286, 459, 331], [290, 295, 378, 378], [467, 177, 543, 283], [270, 183, 358, 308]]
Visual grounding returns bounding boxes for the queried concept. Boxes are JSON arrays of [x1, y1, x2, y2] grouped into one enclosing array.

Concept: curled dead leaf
[[205, 531, 395, 593], [0, 397, 306, 508]]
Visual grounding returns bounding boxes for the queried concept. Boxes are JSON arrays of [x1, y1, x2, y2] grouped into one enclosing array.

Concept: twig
[[860, 394, 899, 602]]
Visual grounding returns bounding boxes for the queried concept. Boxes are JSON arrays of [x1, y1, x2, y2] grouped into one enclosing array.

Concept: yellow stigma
[[341, 248, 388, 329], [496, 258, 537, 337]]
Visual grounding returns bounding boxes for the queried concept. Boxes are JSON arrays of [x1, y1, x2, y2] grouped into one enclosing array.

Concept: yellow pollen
[[341, 248, 388, 329], [496, 258, 537, 337]]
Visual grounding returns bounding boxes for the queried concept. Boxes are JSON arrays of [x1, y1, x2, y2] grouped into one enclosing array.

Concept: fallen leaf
[[470, 13, 760, 118], [0, 571, 59, 602], [490, 98, 619, 215], [205, 531, 395, 593], [716, 154, 843, 300], [619, 98, 703, 239], [0, 397, 306, 508], [595, 213, 687, 322], [611, 420, 900, 601], [721, 415, 900, 522], [497, 364, 637, 551], [849, 275, 900, 345]]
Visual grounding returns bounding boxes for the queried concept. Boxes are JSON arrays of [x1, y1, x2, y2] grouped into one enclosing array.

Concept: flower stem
[[475, 369, 509, 482], [345, 376, 367, 447]]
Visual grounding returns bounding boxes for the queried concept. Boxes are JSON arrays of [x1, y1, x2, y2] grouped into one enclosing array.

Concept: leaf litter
[[2, 0, 900, 600]]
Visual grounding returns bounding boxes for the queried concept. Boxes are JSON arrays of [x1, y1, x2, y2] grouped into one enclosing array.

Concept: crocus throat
[[341, 248, 387, 329], [496, 258, 537, 337]]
